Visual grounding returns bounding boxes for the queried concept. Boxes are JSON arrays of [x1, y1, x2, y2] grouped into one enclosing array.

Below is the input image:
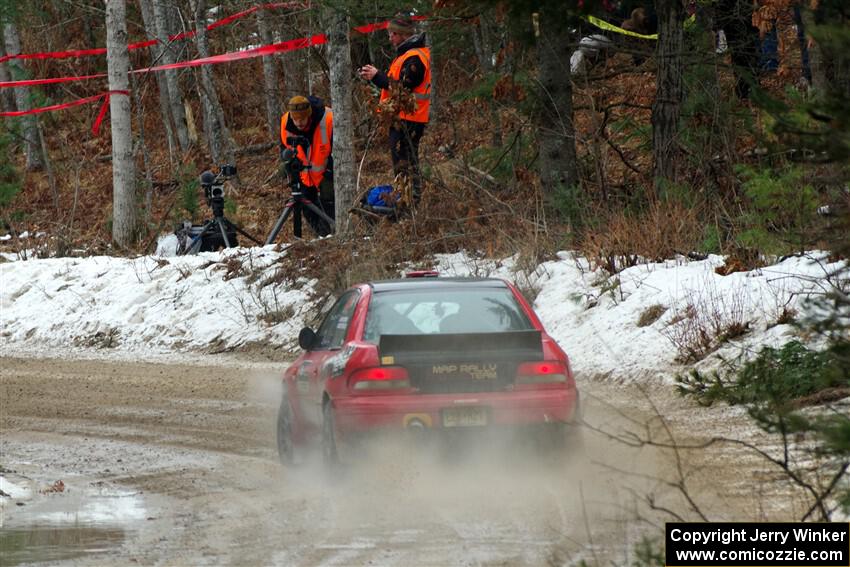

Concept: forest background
[[1, 0, 849, 525]]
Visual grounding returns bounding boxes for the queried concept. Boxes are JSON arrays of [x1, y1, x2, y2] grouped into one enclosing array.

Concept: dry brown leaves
[[40, 480, 65, 494], [493, 75, 525, 103], [376, 81, 416, 130]]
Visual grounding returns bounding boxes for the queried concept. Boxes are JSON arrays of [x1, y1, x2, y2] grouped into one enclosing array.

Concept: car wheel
[[276, 393, 295, 465], [321, 402, 340, 468]]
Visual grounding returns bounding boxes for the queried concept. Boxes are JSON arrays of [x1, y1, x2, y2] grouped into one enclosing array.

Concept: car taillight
[[350, 366, 411, 390], [516, 361, 569, 384]]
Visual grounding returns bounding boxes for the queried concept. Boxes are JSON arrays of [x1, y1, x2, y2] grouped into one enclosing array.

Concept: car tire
[[321, 402, 340, 469], [276, 392, 295, 465]]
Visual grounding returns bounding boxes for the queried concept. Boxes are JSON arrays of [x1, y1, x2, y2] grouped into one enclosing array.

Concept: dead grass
[[580, 199, 703, 273], [661, 279, 752, 363], [637, 304, 667, 328]]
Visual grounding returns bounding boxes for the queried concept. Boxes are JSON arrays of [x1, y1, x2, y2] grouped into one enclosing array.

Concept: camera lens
[[211, 185, 224, 199]]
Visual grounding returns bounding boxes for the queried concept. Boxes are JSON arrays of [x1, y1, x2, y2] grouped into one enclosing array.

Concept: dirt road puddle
[[0, 480, 147, 565]]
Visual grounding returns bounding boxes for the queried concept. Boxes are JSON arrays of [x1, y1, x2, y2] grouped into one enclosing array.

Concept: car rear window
[[363, 286, 533, 342]]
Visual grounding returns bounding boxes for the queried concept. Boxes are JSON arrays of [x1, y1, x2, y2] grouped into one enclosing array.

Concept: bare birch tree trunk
[[652, 0, 684, 193], [325, 5, 354, 236], [105, 0, 137, 247], [190, 0, 235, 165], [153, 0, 190, 151], [138, 0, 177, 162], [3, 22, 43, 171], [256, 8, 282, 143], [535, 8, 579, 224], [0, 31, 16, 113]]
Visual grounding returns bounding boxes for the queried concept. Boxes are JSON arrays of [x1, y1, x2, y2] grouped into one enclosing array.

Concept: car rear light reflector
[[516, 361, 568, 384], [351, 366, 411, 390]]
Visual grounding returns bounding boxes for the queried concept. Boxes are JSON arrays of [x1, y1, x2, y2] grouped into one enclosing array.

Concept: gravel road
[[0, 354, 800, 566]]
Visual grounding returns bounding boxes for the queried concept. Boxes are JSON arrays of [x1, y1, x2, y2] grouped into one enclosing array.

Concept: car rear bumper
[[332, 388, 579, 436]]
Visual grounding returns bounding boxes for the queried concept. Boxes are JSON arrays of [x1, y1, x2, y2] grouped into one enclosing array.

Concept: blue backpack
[[366, 185, 398, 207]]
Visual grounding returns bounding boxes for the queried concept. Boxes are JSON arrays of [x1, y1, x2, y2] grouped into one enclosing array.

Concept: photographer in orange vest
[[280, 95, 334, 236], [358, 14, 430, 202]]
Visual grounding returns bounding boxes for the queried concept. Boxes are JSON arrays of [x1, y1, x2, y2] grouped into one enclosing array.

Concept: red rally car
[[276, 273, 581, 465]]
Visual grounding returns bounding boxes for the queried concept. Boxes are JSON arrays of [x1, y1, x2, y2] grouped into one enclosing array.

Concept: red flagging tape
[[0, 89, 128, 135], [92, 90, 130, 136], [0, 93, 107, 117], [0, 2, 302, 64], [0, 74, 108, 89], [0, 13, 426, 131], [139, 17, 424, 73]]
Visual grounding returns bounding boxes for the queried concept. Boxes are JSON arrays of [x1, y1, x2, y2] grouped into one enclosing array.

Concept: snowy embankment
[[0, 246, 845, 382]]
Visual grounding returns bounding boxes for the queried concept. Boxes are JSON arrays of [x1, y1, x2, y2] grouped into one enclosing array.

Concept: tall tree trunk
[[153, 0, 190, 151], [256, 8, 282, 143], [799, 7, 827, 94], [131, 75, 155, 225], [105, 0, 137, 247], [190, 0, 235, 166], [138, 0, 177, 162], [535, 8, 579, 223], [472, 8, 503, 147], [716, 0, 759, 99], [423, 20, 438, 122], [652, 0, 685, 193], [325, 5, 354, 237], [280, 17, 306, 100], [0, 32, 16, 113], [3, 22, 43, 171]]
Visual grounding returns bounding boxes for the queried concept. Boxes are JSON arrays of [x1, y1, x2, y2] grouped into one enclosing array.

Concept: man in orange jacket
[[358, 14, 430, 202], [280, 95, 334, 236]]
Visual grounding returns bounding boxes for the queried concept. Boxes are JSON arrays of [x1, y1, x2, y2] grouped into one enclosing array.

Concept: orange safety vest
[[379, 47, 431, 123], [280, 108, 333, 187]]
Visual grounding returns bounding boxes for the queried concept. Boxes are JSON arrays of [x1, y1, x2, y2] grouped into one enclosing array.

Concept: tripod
[[181, 197, 262, 255], [265, 181, 335, 244]]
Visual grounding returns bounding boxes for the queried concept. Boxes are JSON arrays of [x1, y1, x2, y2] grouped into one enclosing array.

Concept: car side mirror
[[298, 327, 317, 350]]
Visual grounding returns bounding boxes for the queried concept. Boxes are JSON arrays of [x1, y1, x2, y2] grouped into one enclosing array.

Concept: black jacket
[[370, 33, 428, 92]]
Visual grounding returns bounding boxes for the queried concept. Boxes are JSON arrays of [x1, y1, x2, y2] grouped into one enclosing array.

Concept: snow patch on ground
[[1, 247, 846, 383]]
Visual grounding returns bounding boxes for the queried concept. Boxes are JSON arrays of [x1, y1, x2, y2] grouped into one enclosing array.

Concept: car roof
[[368, 277, 510, 293]]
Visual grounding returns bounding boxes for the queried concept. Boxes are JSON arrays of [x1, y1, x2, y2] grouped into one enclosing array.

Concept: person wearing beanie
[[280, 95, 335, 236], [357, 13, 431, 202]]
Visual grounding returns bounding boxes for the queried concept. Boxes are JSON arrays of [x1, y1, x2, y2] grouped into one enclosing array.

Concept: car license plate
[[442, 407, 488, 427]]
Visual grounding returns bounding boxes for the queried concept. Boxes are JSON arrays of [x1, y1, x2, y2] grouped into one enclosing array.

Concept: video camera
[[199, 163, 237, 217], [280, 136, 310, 179]]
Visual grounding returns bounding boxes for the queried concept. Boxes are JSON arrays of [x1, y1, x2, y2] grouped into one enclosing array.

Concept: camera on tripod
[[172, 162, 261, 255], [201, 163, 236, 211], [265, 136, 335, 244], [281, 137, 310, 180]]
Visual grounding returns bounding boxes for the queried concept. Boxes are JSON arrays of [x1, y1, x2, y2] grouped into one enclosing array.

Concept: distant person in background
[[280, 95, 334, 236], [570, 2, 655, 75], [570, 33, 614, 75], [358, 14, 431, 203], [620, 6, 653, 66]]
